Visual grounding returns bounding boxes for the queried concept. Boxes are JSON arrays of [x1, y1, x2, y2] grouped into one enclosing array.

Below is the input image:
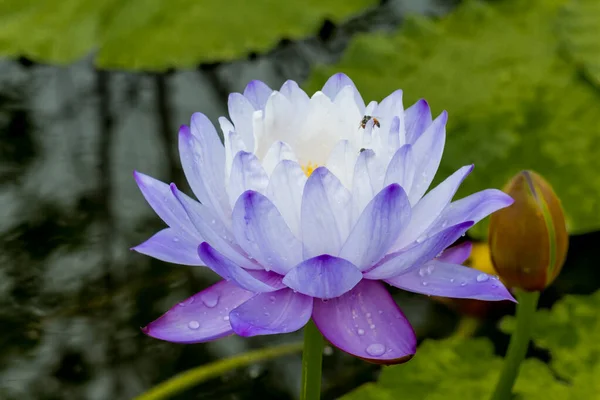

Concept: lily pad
[[0, 0, 375, 70]]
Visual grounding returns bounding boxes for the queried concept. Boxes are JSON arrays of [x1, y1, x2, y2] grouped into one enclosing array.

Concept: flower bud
[[489, 171, 568, 291]]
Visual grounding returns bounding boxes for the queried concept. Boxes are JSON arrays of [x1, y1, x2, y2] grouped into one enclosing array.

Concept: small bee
[[359, 115, 380, 129]]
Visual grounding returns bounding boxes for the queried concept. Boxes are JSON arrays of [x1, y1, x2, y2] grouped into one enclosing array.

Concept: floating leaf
[[306, 0, 600, 237], [558, 0, 600, 88], [341, 337, 568, 399], [0, 0, 375, 70]]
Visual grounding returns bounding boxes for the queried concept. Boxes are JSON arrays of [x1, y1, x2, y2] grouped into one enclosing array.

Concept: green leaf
[[501, 290, 600, 398], [305, 0, 600, 237], [341, 337, 569, 400], [558, 0, 600, 88], [0, 0, 375, 70]]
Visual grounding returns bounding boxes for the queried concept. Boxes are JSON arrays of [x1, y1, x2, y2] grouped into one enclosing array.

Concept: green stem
[[300, 320, 324, 400], [490, 290, 540, 400], [134, 342, 302, 400]]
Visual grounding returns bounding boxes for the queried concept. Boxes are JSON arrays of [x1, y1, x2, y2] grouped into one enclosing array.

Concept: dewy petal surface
[[143, 280, 254, 343], [364, 221, 475, 280], [232, 191, 303, 274], [386, 260, 515, 301], [283, 255, 362, 299], [312, 280, 416, 364], [230, 289, 313, 336], [198, 242, 284, 292]]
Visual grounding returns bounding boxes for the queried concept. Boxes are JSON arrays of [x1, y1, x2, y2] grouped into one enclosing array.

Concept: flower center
[[301, 161, 318, 177]]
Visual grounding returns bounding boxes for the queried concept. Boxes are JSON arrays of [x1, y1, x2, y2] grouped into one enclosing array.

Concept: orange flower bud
[[489, 171, 568, 291]]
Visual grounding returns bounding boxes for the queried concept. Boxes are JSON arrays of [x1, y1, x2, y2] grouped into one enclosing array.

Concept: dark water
[[1, 1, 597, 399]]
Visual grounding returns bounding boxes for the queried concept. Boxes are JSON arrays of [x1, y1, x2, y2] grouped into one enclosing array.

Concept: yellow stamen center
[[301, 161, 318, 177]]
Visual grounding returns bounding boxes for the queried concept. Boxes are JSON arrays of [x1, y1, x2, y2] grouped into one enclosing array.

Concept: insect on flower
[[133, 73, 515, 365], [359, 115, 380, 129]]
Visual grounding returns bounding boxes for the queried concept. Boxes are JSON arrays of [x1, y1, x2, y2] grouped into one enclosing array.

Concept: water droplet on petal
[[366, 343, 386, 357], [476, 273, 489, 282], [378, 310, 383, 314], [188, 320, 200, 330], [269, 296, 276, 303], [421, 281, 428, 286], [418, 268, 427, 277], [450, 278, 455, 283], [223, 316, 230, 321], [173, 237, 180, 242], [369, 324, 376, 329], [366, 313, 372, 318], [200, 292, 220, 308], [357, 328, 365, 336], [211, 219, 216, 224], [460, 281, 467, 287], [427, 265, 435, 274]]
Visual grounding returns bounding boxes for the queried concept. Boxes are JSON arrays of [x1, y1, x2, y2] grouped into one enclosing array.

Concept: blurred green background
[[0, 0, 598, 399]]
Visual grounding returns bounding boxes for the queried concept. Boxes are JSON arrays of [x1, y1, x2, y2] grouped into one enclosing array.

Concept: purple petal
[[244, 80, 273, 110], [312, 280, 416, 363], [363, 221, 474, 280], [198, 242, 284, 292], [279, 80, 310, 107], [428, 189, 514, 236], [132, 228, 202, 266], [395, 165, 474, 249], [386, 260, 515, 301], [266, 160, 307, 238], [142, 280, 254, 343], [232, 191, 303, 275], [384, 144, 415, 196], [228, 151, 269, 207], [387, 116, 401, 151], [178, 123, 230, 223], [339, 185, 411, 270], [405, 99, 432, 144], [374, 89, 404, 121], [227, 93, 255, 150], [437, 242, 472, 264], [230, 289, 312, 336], [282, 255, 362, 299], [170, 184, 261, 270], [408, 111, 447, 205], [321, 73, 365, 111], [133, 171, 198, 238], [301, 167, 352, 258]]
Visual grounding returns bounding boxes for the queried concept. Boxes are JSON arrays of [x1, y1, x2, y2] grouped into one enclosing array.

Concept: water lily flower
[[134, 73, 514, 364]]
